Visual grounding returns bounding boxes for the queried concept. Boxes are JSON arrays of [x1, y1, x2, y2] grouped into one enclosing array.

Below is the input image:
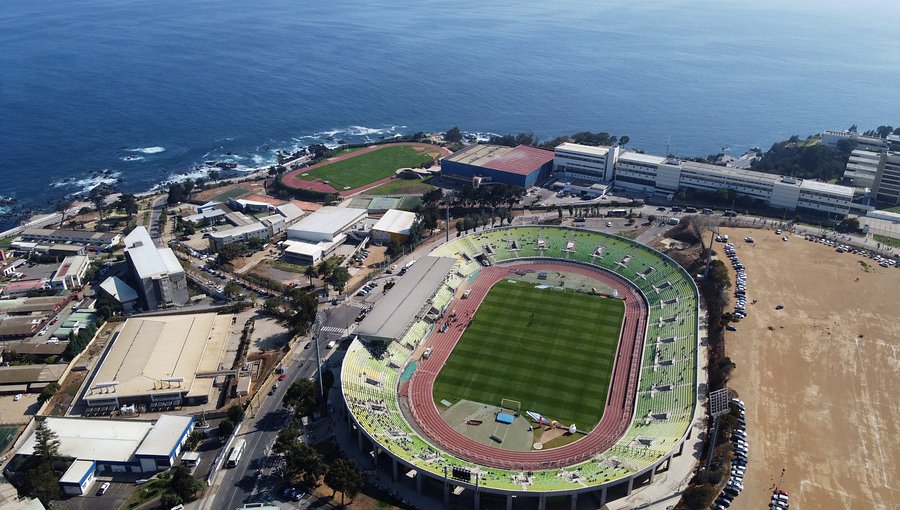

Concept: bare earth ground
[[720, 227, 899, 509]]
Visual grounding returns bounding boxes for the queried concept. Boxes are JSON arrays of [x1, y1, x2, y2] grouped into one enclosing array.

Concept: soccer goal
[[500, 398, 521, 413]]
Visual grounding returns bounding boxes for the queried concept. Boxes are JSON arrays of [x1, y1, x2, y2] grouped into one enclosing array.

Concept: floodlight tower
[[705, 387, 730, 475]]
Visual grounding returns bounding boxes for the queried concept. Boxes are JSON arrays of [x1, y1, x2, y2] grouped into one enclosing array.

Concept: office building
[[123, 227, 189, 311]]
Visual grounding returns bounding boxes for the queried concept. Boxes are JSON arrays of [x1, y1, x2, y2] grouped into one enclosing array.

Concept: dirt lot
[[720, 227, 899, 509]]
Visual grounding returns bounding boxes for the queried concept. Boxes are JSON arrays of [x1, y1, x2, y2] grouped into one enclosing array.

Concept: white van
[[326, 340, 336, 349]]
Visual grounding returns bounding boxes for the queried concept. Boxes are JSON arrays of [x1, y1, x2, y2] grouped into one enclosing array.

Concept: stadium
[[340, 226, 699, 509]]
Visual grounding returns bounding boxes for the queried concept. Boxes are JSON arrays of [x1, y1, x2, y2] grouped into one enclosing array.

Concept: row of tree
[[273, 427, 365, 505]]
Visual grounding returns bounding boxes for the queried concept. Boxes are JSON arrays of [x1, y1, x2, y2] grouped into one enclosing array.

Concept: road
[[201, 335, 337, 510], [148, 194, 168, 247]]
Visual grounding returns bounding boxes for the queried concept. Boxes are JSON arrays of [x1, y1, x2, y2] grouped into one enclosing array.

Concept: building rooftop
[[554, 142, 610, 157], [59, 460, 95, 485], [275, 203, 305, 223], [372, 209, 417, 236], [99, 276, 139, 303], [0, 364, 66, 385], [20, 228, 119, 244], [124, 227, 183, 280], [445, 144, 554, 175], [85, 313, 230, 403], [356, 256, 456, 342], [799, 179, 856, 197], [1, 279, 47, 295], [618, 151, 668, 166], [209, 221, 267, 240], [0, 296, 67, 314], [134, 415, 194, 458], [51, 255, 89, 282], [287, 206, 367, 237]]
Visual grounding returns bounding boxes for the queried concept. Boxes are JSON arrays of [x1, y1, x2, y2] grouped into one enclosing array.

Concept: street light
[[313, 311, 325, 397]]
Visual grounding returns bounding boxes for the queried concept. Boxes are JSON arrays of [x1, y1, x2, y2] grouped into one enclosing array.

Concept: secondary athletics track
[[406, 260, 648, 471]]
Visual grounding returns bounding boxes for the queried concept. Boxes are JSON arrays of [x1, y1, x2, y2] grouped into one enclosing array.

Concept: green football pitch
[[432, 279, 625, 429], [297, 145, 436, 189]]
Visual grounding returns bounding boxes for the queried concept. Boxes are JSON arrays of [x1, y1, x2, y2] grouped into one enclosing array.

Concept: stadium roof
[[445, 144, 554, 176], [85, 313, 230, 402], [372, 209, 416, 236], [356, 256, 456, 342], [124, 227, 183, 280]]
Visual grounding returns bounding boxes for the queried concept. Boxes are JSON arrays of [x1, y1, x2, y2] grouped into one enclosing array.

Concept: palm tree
[[303, 265, 317, 287], [316, 261, 332, 293]]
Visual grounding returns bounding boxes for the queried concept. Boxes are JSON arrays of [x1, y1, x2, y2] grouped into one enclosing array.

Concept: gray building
[[123, 227, 188, 311]]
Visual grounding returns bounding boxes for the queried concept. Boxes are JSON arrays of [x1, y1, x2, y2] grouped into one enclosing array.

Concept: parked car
[[98, 482, 110, 495]]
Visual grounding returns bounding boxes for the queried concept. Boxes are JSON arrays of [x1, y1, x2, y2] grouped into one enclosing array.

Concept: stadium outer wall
[[339, 226, 701, 509]]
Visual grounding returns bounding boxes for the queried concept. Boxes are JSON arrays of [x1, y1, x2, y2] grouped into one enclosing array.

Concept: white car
[[14, 394, 22, 401], [98, 482, 110, 495], [606, 222, 612, 227]]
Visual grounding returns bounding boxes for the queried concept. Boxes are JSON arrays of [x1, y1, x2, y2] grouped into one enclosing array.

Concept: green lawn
[[298, 146, 435, 190], [873, 234, 900, 249], [366, 178, 436, 196], [883, 205, 900, 214], [433, 280, 624, 429]]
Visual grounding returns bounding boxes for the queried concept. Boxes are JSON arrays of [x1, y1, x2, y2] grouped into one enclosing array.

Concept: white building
[[208, 221, 269, 251], [50, 255, 90, 290], [821, 129, 890, 152], [286, 206, 367, 243], [371, 209, 417, 244], [553, 143, 619, 182], [614, 151, 669, 192], [844, 149, 882, 188], [275, 203, 305, 226], [15, 415, 193, 496], [123, 227, 189, 311]]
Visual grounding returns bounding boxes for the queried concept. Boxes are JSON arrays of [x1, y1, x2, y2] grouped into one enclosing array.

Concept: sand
[[720, 228, 899, 509]]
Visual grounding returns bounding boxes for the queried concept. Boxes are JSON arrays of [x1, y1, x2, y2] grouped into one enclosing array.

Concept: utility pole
[[313, 311, 324, 397]]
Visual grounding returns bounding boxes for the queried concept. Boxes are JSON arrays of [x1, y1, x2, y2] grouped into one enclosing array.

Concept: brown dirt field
[[720, 227, 899, 509]]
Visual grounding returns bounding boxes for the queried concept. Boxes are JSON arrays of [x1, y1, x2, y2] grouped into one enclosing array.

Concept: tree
[[619, 135, 630, 147], [216, 242, 245, 262], [161, 492, 183, 508], [283, 377, 319, 417], [169, 465, 204, 502], [223, 282, 243, 298], [286, 291, 318, 335], [303, 264, 317, 286], [23, 462, 61, 505], [227, 404, 244, 424], [185, 430, 205, 451], [385, 239, 402, 258], [875, 126, 894, 138], [115, 193, 139, 219], [33, 420, 61, 461], [836, 217, 860, 233], [316, 260, 333, 292], [209, 170, 221, 185], [326, 266, 351, 293], [445, 127, 462, 143], [217, 418, 234, 439], [38, 382, 61, 404], [91, 193, 106, 221], [275, 429, 326, 486], [325, 458, 364, 505]]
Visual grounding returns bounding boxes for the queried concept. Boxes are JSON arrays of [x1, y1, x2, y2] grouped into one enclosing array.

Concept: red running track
[[407, 261, 648, 471]]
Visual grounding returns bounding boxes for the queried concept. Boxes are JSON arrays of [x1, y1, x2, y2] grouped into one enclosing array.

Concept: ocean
[[1, 0, 899, 226]]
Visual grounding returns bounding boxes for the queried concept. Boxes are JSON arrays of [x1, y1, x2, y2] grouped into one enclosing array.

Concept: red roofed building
[[440, 144, 554, 187]]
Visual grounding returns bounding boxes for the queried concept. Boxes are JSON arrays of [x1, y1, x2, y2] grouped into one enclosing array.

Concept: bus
[[226, 439, 246, 468], [606, 209, 628, 218]]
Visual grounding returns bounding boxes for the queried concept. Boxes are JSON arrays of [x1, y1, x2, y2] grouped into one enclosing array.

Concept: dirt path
[[720, 228, 899, 509]]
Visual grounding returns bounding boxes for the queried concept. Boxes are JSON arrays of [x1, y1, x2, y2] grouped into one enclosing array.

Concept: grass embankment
[[366, 178, 436, 196], [297, 146, 434, 190], [432, 280, 624, 428], [873, 233, 900, 249]]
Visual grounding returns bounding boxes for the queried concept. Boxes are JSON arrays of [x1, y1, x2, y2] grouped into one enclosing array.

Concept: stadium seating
[[341, 226, 699, 492]]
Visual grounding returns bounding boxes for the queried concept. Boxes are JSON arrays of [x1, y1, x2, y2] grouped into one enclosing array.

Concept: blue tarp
[[496, 413, 514, 424]]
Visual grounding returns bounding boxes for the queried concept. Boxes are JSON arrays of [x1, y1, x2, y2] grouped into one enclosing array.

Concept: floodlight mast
[[705, 388, 730, 475]]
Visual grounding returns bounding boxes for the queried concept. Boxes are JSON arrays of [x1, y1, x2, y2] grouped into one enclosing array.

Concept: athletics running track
[[406, 261, 648, 471]]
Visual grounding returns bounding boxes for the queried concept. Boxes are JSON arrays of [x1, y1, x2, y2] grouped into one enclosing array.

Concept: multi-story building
[[821, 129, 890, 152], [552, 142, 860, 217], [207, 222, 269, 251], [18, 229, 120, 250], [872, 151, 900, 205], [50, 255, 90, 290], [552, 143, 619, 181], [123, 227, 189, 311], [844, 149, 883, 188]]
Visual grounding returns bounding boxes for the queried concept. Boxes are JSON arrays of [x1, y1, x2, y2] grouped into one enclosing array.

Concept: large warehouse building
[[355, 256, 456, 343], [441, 144, 554, 187], [81, 313, 231, 414], [13, 414, 193, 495]]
